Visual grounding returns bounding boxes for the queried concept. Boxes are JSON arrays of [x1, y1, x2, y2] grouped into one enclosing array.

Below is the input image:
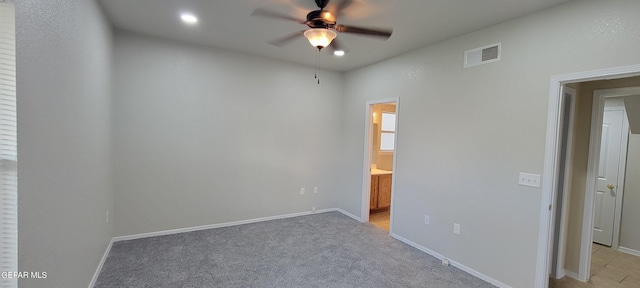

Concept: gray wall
[[16, 0, 114, 287], [112, 31, 343, 236], [621, 133, 640, 251], [340, 0, 640, 287]]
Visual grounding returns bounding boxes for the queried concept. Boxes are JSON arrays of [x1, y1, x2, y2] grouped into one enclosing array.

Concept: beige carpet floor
[[95, 211, 495, 288]]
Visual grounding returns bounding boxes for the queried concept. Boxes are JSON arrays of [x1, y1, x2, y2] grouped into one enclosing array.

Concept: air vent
[[464, 42, 501, 68]]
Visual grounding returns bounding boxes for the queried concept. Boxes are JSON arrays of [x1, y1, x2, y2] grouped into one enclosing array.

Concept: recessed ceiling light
[[180, 13, 198, 25], [333, 50, 345, 56]]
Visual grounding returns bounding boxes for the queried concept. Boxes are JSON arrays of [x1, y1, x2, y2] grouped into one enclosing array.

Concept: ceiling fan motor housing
[[314, 0, 329, 9], [306, 10, 336, 28]]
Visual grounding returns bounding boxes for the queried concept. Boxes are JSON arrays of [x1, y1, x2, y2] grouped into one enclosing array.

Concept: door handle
[[607, 183, 615, 190]]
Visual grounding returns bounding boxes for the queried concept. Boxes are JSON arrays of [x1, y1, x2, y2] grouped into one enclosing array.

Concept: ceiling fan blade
[[251, 8, 305, 23], [335, 24, 393, 39], [335, 0, 355, 18], [268, 30, 306, 47], [328, 38, 346, 52]]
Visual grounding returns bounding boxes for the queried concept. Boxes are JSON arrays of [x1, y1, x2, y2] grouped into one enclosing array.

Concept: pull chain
[[314, 49, 320, 85]]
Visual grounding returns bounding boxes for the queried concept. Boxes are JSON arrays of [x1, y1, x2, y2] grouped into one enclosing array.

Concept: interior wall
[[621, 133, 640, 252], [625, 96, 640, 133], [564, 76, 640, 273], [340, 0, 640, 287], [16, 0, 114, 287], [112, 31, 344, 236]]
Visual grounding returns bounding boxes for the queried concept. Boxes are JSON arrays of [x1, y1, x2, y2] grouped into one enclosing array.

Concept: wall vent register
[[464, 42, 501, 68]]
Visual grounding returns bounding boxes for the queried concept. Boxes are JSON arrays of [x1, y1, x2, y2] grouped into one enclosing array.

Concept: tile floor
[[549, 244, 640, 288], [369, 209, 390, 231]]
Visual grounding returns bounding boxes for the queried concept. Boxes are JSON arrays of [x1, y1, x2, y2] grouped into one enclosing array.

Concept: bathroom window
[[380, 112, 396, 151]]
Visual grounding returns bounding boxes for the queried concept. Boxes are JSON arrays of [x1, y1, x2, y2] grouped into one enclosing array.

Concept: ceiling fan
[[252, 0, 393, 52]]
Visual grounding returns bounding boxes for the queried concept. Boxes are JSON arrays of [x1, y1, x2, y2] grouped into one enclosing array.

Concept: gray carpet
[[95, 212, 495, 288]]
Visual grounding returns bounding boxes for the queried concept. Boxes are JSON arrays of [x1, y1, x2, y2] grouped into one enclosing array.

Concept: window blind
[[0, 1, 17, 287]]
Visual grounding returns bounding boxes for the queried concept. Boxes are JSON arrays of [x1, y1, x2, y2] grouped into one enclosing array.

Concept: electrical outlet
[[314, 187, 318, 194], [453, 223, 460, 235], [300, 188, 305, 195], [518, 172, 541, 188], [312, 206, 316, 212], [424, 215, 430, 224]]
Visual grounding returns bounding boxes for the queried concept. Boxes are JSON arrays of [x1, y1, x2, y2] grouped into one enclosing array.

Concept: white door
[[593, 110, 625, 246]]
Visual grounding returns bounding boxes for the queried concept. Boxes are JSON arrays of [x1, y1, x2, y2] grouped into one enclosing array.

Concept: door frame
[[360, 97, 400, 233], [549, 86, 576, 279], [536, 64, 640, 288]]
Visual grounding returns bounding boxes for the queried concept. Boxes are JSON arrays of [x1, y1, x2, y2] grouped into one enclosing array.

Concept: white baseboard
[[618, 246, 640, 257], [390, 233, 446, 259], [335, 208, 362, 222], [113, 208, 338, 242], [551, 268, 566, 279], [89, 238, 113, 288], [564, 270, 579, 280], [390, 233, 512, 288]]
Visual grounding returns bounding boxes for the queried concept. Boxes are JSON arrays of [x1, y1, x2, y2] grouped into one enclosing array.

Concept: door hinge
[[548, 204, 552, 211]]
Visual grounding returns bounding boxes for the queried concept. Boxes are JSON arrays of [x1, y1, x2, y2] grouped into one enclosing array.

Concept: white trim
[[550, 86, 576, 279], [361, 103, 374, 223], [537, 74, 564, 288], [389, 98, 400, 234], [618, 246, 640, 257], [390, 233, 512, 288], [390, 233, 445, 260], [537, 64, 640, 288], [558, 87, 576, 279], [360, 97, 399, 233], [89, 238, 114, 288], [335, 208, 362, 222], [564, 270, 579, 281], [113, 209, 337, 242], [552, 269, 566, 280]]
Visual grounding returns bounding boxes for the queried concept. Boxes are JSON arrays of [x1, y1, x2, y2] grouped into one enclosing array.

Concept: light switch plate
[[519, 172, 541, 188]]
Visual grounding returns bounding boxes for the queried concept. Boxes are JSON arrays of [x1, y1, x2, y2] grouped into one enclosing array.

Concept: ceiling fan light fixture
[[304, 28, 337, 50]]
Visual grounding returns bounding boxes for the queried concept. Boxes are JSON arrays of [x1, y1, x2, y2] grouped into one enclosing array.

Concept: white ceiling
[[99, 0, 572, 72]]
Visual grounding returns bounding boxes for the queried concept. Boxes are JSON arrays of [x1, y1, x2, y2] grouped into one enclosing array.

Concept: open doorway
[[539, 67, 640, 288], [360, 98, 399, 233], [550, 84, 640, 288]]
